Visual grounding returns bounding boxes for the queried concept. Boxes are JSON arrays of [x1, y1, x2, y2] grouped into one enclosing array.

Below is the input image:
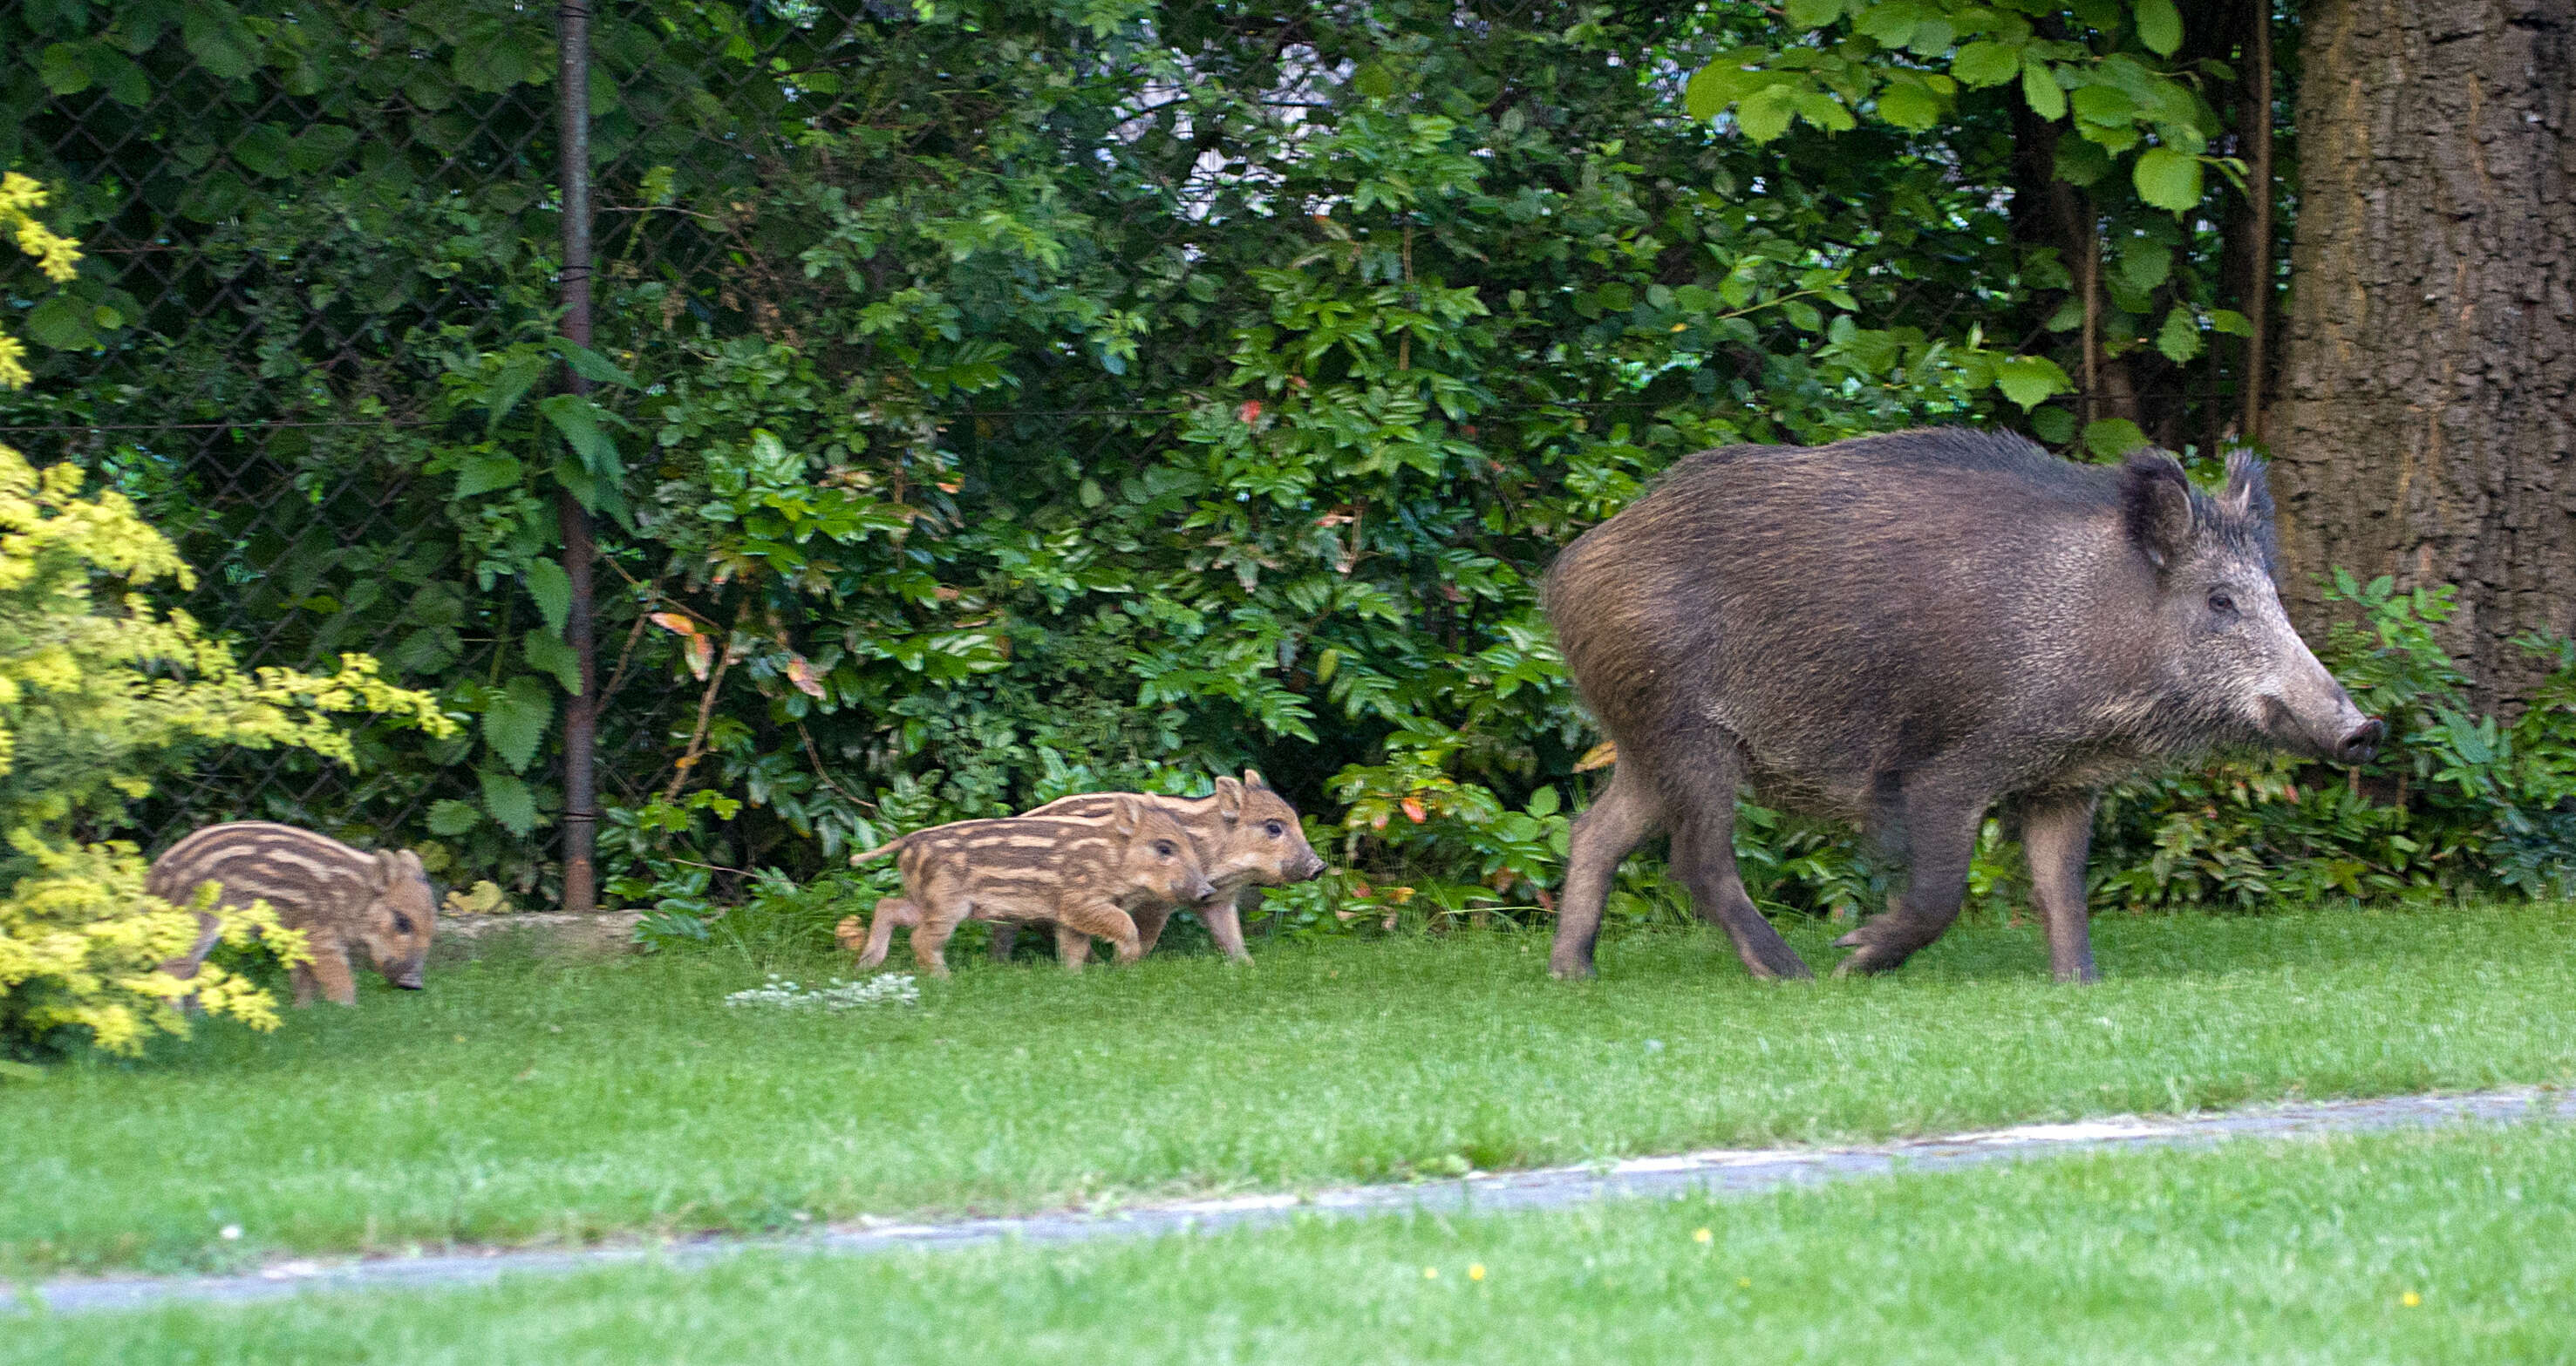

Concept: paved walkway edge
[[15, 1087, 2573, 1315]]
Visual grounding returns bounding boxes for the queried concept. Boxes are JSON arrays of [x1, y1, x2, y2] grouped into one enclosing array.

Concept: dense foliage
[[0, 436, 452, 1061], [2, 0, 2568, 957]]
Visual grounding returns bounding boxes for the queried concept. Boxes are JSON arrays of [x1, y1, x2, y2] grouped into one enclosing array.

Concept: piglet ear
[[372, 849, 405, 890], [1110, 795, 1143, 838], [2121, 450, 2196, 570], [1213, 777, 1244, 820], [2220, 449, 2274, 522], [1242, 769, 1269, 791]]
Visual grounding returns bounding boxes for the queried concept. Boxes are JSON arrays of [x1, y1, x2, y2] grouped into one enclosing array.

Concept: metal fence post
[[556, 0, 600, 914]]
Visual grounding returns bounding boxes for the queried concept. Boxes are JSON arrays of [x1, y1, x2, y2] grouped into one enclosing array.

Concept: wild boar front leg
[[986, 923, 1019, 963], [1128, 902, 1174, 956], [296, 935, 359, 1007], [2020, 790, 2101, 984], [1053, 896, 1142, 969], [1199, 887, 1254, 963], [1053, 922, 1094, 969]]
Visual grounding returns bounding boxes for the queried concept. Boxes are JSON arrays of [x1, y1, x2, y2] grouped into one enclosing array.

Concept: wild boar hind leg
[[1548, 763, 1665, 980], [909, 894, 973, 977], [1832, 772, 1991, 977]]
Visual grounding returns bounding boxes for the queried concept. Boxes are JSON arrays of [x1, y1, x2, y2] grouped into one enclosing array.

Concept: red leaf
[[650, 611, 699, 637], [1237, 399, 1263, 423], [784, 654, 825, 699], [684, 633, 713, 682], [1400, 797, 1428, 824]]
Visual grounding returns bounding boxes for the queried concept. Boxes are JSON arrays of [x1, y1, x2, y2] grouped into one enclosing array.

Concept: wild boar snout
[[2256, 642, 2378, 765], [2335, 717, 2386, 765], [392, 962, 426, 990]]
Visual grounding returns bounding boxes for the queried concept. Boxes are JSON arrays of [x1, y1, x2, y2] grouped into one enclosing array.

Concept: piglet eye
[[2207, 591, 2238, 616], [392, 913, 415, 934], [1265, 821, 1285, 838], [1155, 840, 1176, 858]]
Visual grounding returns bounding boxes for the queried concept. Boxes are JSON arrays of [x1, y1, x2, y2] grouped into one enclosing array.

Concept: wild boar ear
[[1109, 795, 1143, 837], [1213, 778, 1244, 820], [371, 850, 405, 890], [2220, 449, 2274, 523], [2120, 451, 2196, 570], [1242, 769, 1268, 791]]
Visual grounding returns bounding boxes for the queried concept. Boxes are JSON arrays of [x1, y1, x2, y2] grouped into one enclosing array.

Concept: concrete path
[[17, 1086, 2573, 1316]]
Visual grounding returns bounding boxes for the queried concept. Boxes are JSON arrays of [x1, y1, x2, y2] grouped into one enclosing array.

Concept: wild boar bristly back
[[147, 821, 385, 920]]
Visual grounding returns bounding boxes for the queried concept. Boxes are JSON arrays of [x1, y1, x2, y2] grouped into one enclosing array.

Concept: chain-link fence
[[0, 3, 915, 901]]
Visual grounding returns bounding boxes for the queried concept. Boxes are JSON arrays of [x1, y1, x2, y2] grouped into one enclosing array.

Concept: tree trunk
[[2272, 0, 2576, 710]]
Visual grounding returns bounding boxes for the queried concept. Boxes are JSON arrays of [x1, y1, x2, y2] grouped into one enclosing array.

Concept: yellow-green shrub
[[0, 438, 454, 1062]]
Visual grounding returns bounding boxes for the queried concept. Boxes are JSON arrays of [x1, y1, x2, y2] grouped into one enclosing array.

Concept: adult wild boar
[[1544, 429, 2382, 984]]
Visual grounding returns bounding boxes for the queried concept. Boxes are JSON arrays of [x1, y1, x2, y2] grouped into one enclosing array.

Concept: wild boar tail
[[847, 837, 907, 867]]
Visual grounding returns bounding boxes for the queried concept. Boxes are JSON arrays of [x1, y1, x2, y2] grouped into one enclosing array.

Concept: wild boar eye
[[392, 912, 415, 934], [2207, 591, 2239, 617], [1155, 840, 1176, 858], [1264, 821, 1285, 838]]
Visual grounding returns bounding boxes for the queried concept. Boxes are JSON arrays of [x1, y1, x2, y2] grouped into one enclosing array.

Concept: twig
[[660, 604, 745, 804], [796, 720, 874, 809]]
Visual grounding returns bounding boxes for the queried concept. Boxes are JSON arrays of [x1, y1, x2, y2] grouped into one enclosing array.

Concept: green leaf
[[482, 676, 552, 773], [1684, 63, 1743, 121], [1792, 90, 1858, 133], [2210, 308, 2255, 337], [24, 296, 98, 351], [1784, 0, 1845, 27], [2155, 307, 2204, 364], [2135, 0, 2184, 58], [1993, 355, 2074, 410], [522, 627, 584, 696], [38, 44, 92, 94], [426, 799, 483, 837], [2029, 404, 2078, 445], [1952, 40, 2024, 88], [1736, 84, 1800, 142], [2054, 136, 2112, 186], [483, 355, 549, 433], [549, 337, 638, 387], [181, 2, 260, 80], [2083, 419, 2151, 459], [479, 771, 539, 837], [231, 123, 295, 179], [2021, 55, 2066, 121], [453, 453, 521, 498], [2134, 146, 2203, 212], [523, 559, 572, 638], [289, 124, 359, 172], [2118, 241, 2172, 292], [1876, 81, 1942, 132], [537, 394, 622, 479]]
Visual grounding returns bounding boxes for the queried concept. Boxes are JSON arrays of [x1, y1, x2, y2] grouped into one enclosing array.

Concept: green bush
[[0, 438, 453, 1062]]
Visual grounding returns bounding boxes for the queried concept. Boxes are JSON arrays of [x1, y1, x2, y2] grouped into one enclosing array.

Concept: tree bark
[[2273, 0, 2576, 710]]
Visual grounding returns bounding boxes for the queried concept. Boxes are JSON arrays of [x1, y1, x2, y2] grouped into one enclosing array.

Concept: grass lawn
[[13, 1122, 2573, 1363], [5, 904, 2574, 1277]]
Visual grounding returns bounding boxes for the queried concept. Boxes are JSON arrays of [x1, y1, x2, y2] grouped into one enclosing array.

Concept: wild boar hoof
[[1830, 945, 1905, 978], [1547, 960, 1598, 982]]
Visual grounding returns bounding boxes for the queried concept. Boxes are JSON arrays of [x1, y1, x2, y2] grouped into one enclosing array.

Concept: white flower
[[723, 973, 919, 1010]]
